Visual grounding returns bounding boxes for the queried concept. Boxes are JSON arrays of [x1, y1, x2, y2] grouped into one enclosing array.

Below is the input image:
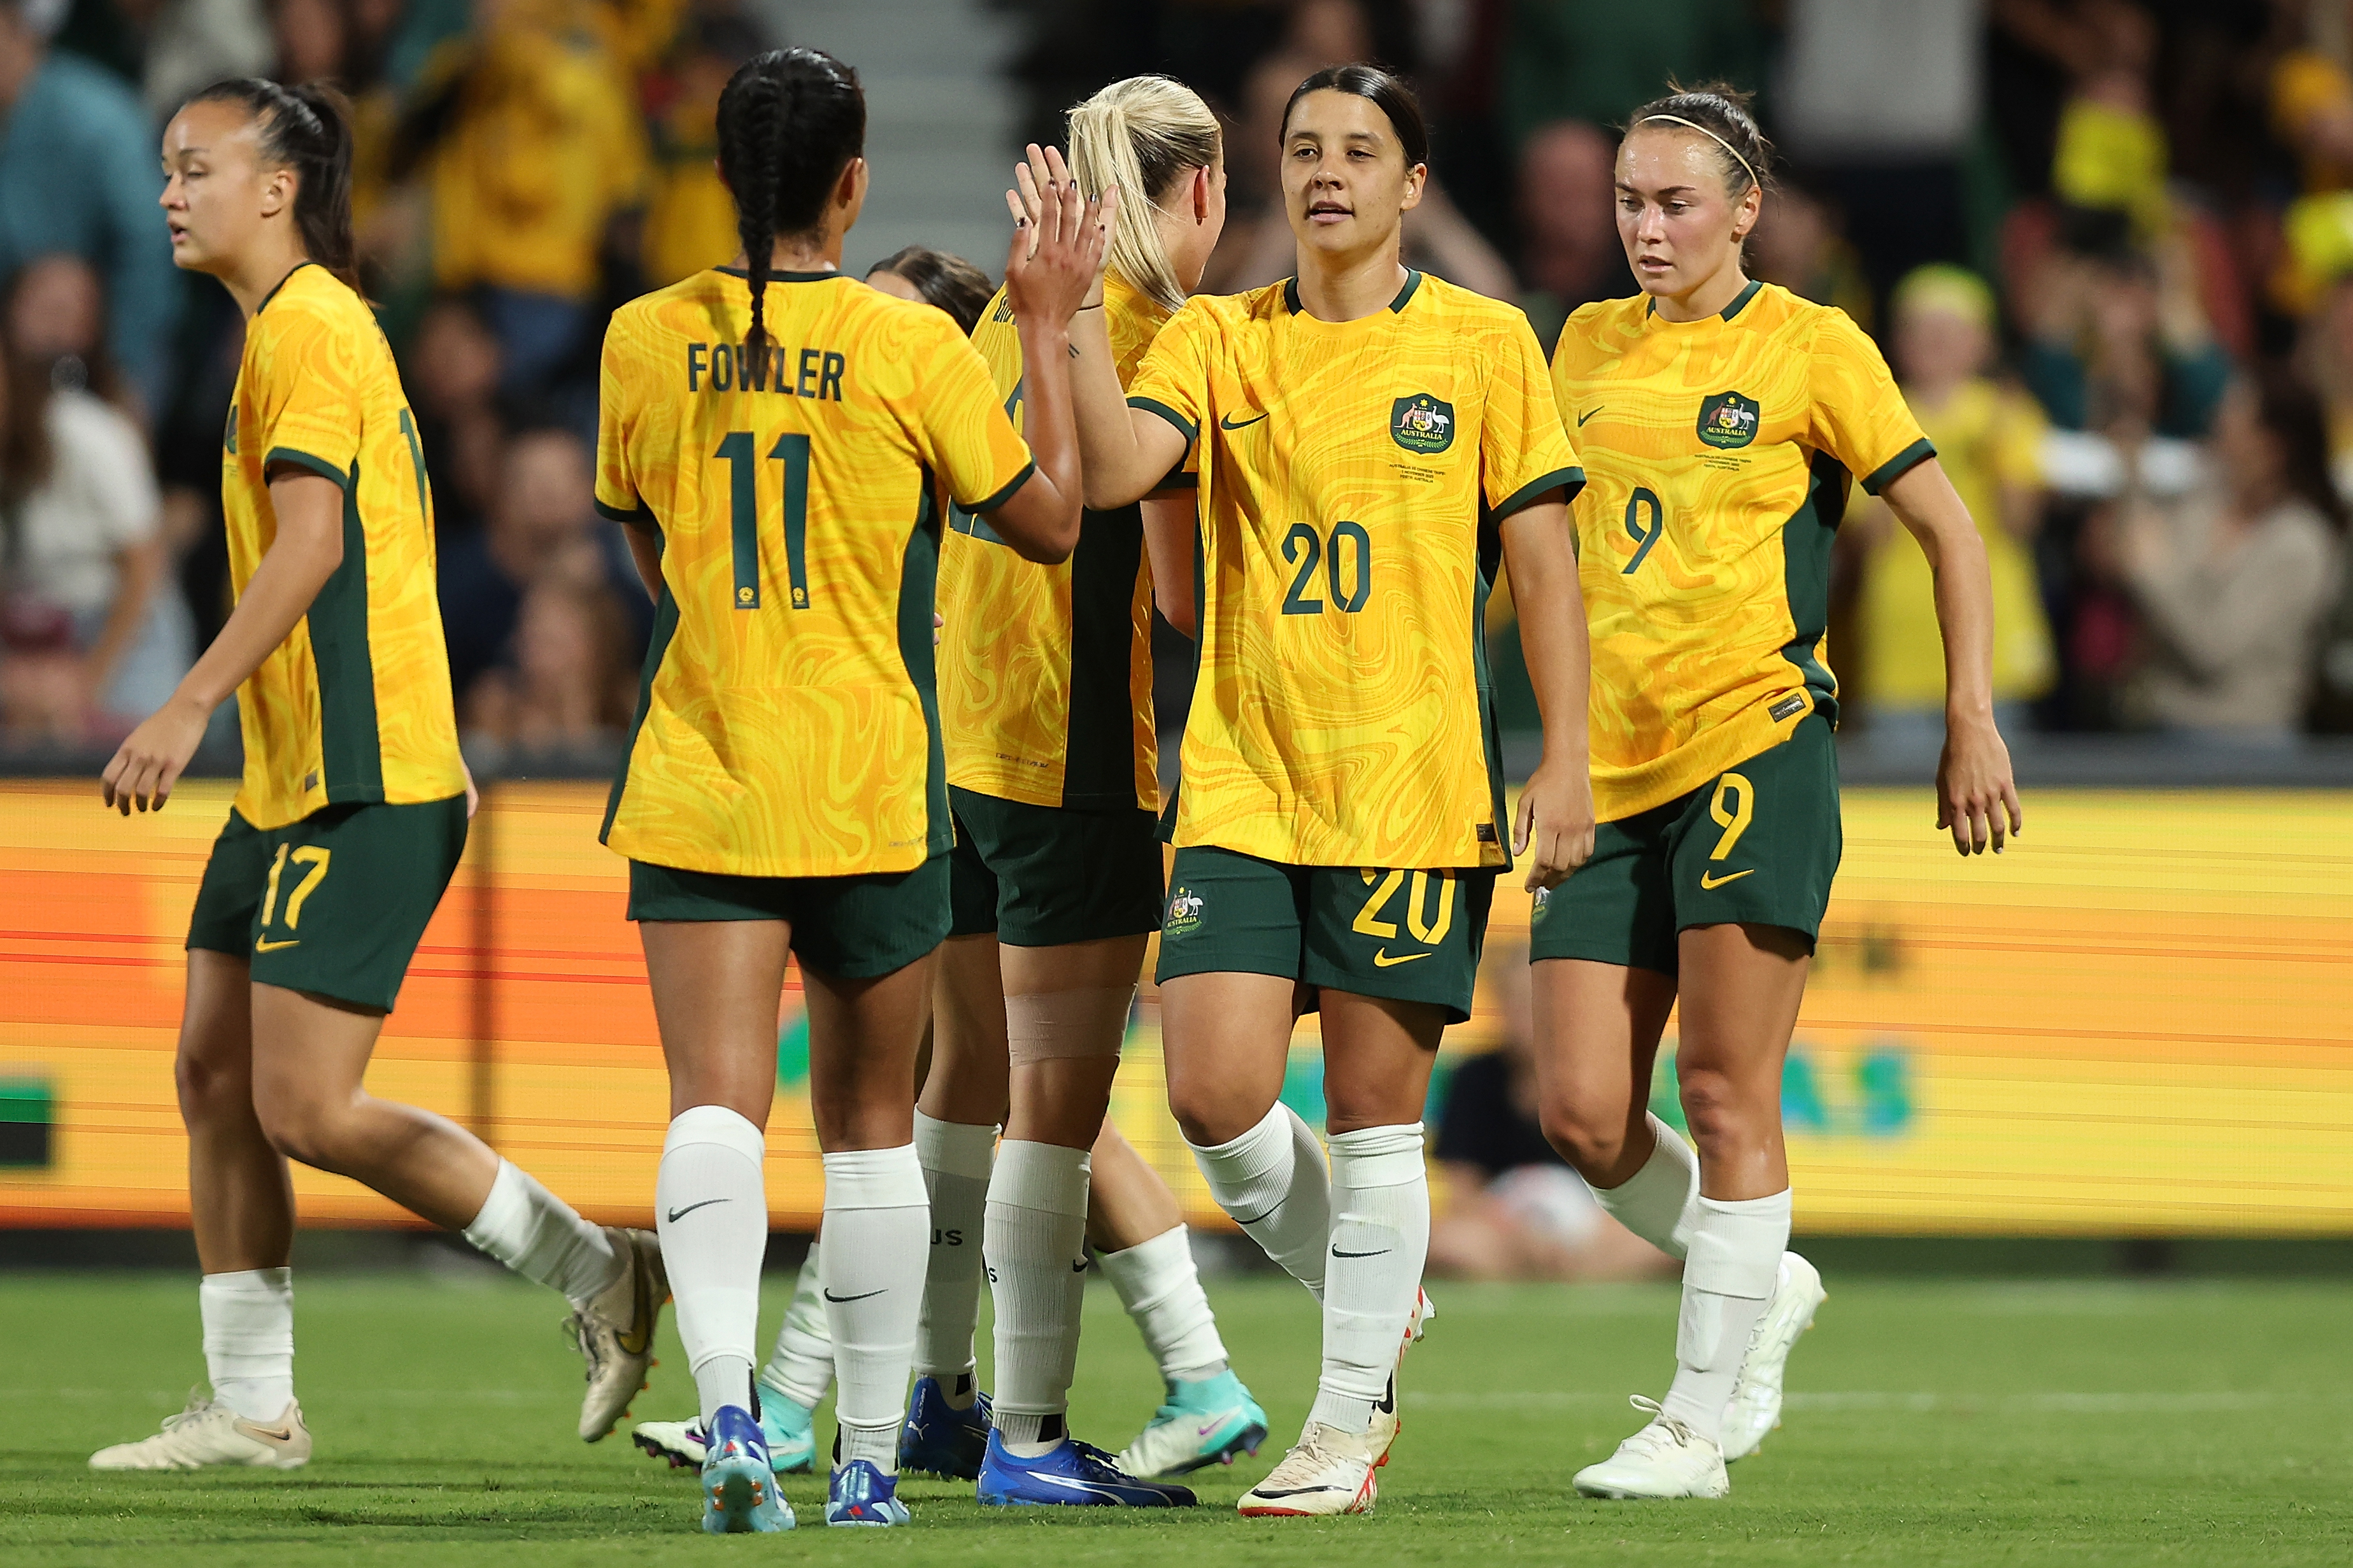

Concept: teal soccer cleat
[[1114, 1369, 1269, 1478]]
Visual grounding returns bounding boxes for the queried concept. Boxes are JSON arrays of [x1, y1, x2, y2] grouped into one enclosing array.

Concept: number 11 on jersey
[[715, 430, 813, 610]]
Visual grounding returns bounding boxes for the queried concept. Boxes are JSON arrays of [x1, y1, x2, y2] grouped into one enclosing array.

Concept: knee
[[173, 1049, 252, 1127], [252, 1092, 358, 1175], [1537, 1096, 1632, 1182], [1674, 1066, 1762, 1157], [1167, 1081, 1259, 1151]]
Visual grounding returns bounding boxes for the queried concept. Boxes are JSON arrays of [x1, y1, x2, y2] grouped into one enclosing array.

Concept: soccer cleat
[[1365, 1286, 1436, 1464], [1235, 1421, 1381, 1516], [632, 1395, 818, 1475], [977, 1430, 1199, 1507], [1116, 1368, 1269, 1478], [1573, 1395, 1730, 1499], [567, 1226, 668, 1442], [899, 1374, 992, 1480], [1721, 1251, 1828, 1462], [827, 1459, 911, 1526], [89, 1388, 310, 1471], [698, 1405, 793, 1532]]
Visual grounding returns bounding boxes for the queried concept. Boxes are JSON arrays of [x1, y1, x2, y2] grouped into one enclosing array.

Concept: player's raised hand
[[1935, 709, 2022, 856], [100, 693, 210, 816], [1004, 142, 1114, 326], [1515, 754, 1596, 893]]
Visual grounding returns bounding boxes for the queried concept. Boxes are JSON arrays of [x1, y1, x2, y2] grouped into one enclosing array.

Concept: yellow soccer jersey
[[221, 262, 465, 830], [595, 267, 1035, 878], [938, 271, 1169, 812], [1126, 271, 1582, 870], [1554, 280, 1934, 821]]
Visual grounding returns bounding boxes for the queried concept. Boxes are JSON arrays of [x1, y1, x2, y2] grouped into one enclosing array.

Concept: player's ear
[[1730, 181, 1762, 243], [258, 164, 296, 222], [1398, 160, 1427, 215]]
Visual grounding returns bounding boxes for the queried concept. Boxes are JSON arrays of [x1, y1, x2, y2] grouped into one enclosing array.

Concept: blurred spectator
[[641, 10, 767, 288], [2018, 238, 2229, 440], [461, 572, 633, 751], [406, 293, 506, 540], [1514, 119, 1623, 350], [1498, 0, 1768, 151], [1852, 266, 2055, 744], [271, 0, 349, 84], [1427, 944, 1675, 1284], [6, 252, 120, 407], [0, 314, 184, 742], [1747, 173, 1875, 330], [0, 0, 181, 418], [2111, 372, 2343, 744], [395, 0, 653, 395]]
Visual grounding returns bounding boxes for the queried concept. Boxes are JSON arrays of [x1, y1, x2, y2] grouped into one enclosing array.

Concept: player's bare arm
[[1498, 497, 1595, 889]]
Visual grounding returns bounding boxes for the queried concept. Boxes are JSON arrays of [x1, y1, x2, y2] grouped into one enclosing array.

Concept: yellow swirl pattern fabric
[[595, 268, 1035, 878], [1126, 271, 1582, 870], [1553, 280, 1933, 822], [221, 263, 465, 831], [938, 271, 1166, 812]]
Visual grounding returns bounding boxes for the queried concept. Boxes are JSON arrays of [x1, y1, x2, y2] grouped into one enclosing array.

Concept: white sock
[[462, 1159, 622, 1306], [758, 1238, 834, 1411], [1660, 1190, 1791, 1445], [985, 1140, 1091, 1455], [1098, 1225, 1228, 1383], [1587, 1113, 1700, 1260], [655, 1105, 769, 1429], [1307, 1124, 1430, 1434], [200, 1268, 294, 1420], [913, 1110, 995, 1390], [1188, 1102, 1330, 1299], [822, 1143, 929, 1473]]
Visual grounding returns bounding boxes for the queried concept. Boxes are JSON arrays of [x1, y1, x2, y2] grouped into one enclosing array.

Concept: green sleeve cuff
[[1127, 396, 1198, 448], [967, 458, 1037, 516], [594, 495, 654, 526], [1493, 466, 1584, 518], [1861, 437, 1936, 496], [264, 447, 351, 489]]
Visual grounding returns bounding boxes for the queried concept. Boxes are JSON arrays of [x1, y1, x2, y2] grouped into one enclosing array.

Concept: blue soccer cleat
[[698, 1406, 794, 1533], [1114, 1369, 1270, 1478], [827, 1458, 911, 1526], [977, 1430, 1199, 1507], [899, 1375, 992, 1480]]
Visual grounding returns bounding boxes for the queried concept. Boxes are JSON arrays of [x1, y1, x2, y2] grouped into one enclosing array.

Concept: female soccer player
[[1054, 64, 1595, 1516], [1540, 85, 2022, 1500], [90, 80, 662, 1473], [592, 47, 1098, 1531], [896, 75, 1264, 1504]]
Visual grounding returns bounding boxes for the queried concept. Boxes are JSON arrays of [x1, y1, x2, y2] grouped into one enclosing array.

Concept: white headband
[[1640, 113, 1759, 190]]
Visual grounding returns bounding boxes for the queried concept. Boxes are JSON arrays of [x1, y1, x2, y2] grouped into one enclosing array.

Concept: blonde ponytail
[[1066, 75, 1222, 315]]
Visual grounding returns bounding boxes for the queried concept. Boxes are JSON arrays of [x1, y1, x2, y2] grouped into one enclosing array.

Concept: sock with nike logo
[[821, 1143, 928, 1472], [200, 1268, 294, 1422], [1097, 1224, 1229, 1383], [758, 1237, 835, 1410], [984, 1139, 1092, 1457], [912, 1110, 995, 1395], [1188, 1101, 1330, 1299], [1308, 1123, 1429, 1435], [1586, 1113, 1700, 1260], [656, 1105, 768, 1429], [461, 1157, 622, 1306]]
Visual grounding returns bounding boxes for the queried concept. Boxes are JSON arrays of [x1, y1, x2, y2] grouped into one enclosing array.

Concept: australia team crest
[[1696, 390, 1760, 449], [1390, 393, 1456, 454]]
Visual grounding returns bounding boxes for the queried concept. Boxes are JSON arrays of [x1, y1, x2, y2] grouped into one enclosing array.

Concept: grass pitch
[[1, 1268, 2347, 1565]]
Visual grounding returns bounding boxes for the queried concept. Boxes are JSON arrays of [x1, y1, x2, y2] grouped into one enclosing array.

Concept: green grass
[[1, 1269, 2347, 1565]]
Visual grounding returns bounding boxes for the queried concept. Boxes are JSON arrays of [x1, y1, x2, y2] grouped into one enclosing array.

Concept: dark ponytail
[[191, 78, 359, 292], [717, 48, 865, 389]]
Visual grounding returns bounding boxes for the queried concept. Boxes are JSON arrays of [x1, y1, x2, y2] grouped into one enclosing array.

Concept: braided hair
[[189, 78, 359, 292], [717, 48, 866, 390]]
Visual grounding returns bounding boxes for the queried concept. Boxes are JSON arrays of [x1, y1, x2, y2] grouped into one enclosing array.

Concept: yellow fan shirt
[[595, 267, 1035, 878], [1554, 279, 1933, 821], [937, 271, 1169, 812], [220, 263, 465, 831], [1126, 270, 1582, 870]]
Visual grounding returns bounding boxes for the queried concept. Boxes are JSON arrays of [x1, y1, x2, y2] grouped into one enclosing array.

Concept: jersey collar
[[253, 260, 318, 316], [1644, 276, 1762, 323], [1281, 268, 1423, 319], [714, 265, 846, 283]]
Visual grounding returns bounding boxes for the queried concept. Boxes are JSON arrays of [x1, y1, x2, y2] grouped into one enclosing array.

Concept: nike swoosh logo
[[254, 938, 299, 952], [1071, 1259, 1090, 1273], [823, 1288, 886, 1303], [1331, 1247, 1391, 1259], [1699, 869, 1754, 890], [664, 1199, 729, 1223], [1371, 949, 1428, 967], [241, 1423, 295, 1442], [1577, 407, 1603, 427], [1251, 1485, 1345, 1498], [1220, 410, 1269, 430]]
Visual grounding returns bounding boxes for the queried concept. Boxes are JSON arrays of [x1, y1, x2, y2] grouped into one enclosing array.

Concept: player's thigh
[[1318, 988, 1446, 1134], [175, 948, 256, 1121], [789, 856, 952, 1150], [1670, 921, 1810, 1119], [245, 982, 393, 1159], [246, 796, 467, 1014], [1000, 932, 1149, 1143], [1155, 844, 1311, 1143], [629, 860, 798, 1124], [1302, 863, 1495, 1029], [1527, 957, 1679, 1180]]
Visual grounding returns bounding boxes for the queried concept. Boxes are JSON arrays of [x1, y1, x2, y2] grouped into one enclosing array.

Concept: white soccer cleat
[[1364, 1286, 1435, 1464], [1573, 1395, 1730, 1499], [569, 1226, 669, 1442], [1720, 1251, 1827, 1462], [89, 1389, 310, 1471], [1236, 1422, 1382, 1516]]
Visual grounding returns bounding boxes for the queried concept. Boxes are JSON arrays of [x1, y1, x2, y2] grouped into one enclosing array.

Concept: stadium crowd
[[2, 0, 2350, 754]]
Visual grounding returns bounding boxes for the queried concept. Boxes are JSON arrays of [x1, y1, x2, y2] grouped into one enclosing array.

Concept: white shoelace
[[1619, 1394, 1701, 1457]]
